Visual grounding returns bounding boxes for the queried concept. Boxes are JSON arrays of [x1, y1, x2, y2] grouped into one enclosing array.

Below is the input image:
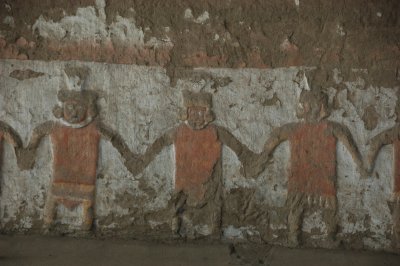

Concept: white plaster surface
[[0, 59, 399, 250], [32, 0, 172, 47], [184, 9, 210, 24]]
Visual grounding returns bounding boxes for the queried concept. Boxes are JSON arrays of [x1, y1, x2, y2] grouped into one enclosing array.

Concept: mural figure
[[18, 89, 135, 230], [0, 119, 22, 216], [0, 120, 22, 172], [129, 90, 256, 238], [367, 101, 400, 250], [251, 89, 365, 247]]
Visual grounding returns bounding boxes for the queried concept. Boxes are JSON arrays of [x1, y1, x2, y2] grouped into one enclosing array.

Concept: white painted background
[[0, 59, 397, 250]]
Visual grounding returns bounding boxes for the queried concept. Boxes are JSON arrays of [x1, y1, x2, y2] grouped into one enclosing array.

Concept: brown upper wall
[[0, 0, 399, 86]]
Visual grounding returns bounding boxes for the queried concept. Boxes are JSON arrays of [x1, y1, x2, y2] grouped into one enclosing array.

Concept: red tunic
[[393, 141, 400, 194], [51, 123, 100, 186], [174, 124, 222, 202], [288, 122, 337, 197]]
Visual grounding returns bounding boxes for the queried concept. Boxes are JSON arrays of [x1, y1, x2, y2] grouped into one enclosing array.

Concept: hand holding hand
[[16, 148, 36, 170], [124, 153, 144, 176]]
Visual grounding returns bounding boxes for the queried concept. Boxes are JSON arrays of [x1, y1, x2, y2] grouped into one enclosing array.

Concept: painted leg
[[172, 192, 187, 236], [321, 207, 339, 248], [388, 201, 400, 250], [287, 194, 305, 247], [186, 201, 221, 240], [393, 209, 400, 250], [82, 200, 94, 231], [210, 203, 223, 240], [43, 194, 57, 229], [178, 190, 222, 240], [199, 172, 223, 240], [204, 199, 222, 239], [209, 180, 223, 240]]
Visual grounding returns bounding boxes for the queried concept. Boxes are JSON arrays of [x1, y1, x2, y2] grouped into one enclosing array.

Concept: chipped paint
[[0, 59, 399, 251], [32, 0, 171, 48], [184, 9, 210, 24]]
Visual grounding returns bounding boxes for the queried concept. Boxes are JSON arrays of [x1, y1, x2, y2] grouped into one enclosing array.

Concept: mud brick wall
[[0, 0, 399, 252]]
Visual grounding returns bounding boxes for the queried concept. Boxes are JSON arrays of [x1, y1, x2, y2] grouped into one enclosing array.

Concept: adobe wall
[[0, 0, 399, 252]]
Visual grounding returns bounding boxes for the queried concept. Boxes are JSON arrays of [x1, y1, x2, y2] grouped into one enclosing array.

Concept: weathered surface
[[51, 124, 100, 186], [0, 58, 399, 253], [288, 123, 337, 197], [174, 124, 221, 202], [0, 0, 398, 86], [394, 141, 400, 195], [0, 0, 398, 256]]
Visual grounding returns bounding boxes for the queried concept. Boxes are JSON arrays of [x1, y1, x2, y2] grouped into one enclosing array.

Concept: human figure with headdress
[[251, 87, 365, 247], [18, 87, 136, 231], [129, 90, 256, 238]]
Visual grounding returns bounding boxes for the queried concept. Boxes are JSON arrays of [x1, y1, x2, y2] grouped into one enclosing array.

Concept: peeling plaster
[[184, 8, 210, 24], [0, 59, 399, 250], [32, 0, 171, 47]]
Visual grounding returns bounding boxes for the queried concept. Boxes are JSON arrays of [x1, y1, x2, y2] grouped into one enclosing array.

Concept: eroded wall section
[[0, 0, 399, 254], [0, 60, 399, 252]]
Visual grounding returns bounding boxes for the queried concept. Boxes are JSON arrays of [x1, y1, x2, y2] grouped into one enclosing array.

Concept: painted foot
[[287, 235, 300, 248], [42, 222, 52, 234], [81, 222, 93, 231]]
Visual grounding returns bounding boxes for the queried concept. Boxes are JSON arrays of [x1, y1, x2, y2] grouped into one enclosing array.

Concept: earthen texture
[[0, 0, 399, 255], [0, 0, 398, 86], [0, 59, 399, 252]]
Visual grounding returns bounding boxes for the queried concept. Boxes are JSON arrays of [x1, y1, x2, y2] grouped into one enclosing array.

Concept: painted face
[[296, 101, 310, 119], [187, 106, 208, 130], [63, 100, 88, 124], [297, 99, 326, 122]]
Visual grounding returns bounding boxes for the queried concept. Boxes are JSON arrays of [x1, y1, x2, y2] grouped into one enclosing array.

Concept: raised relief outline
[[0, 120, 22, 169], [126, 90, 258, 238], [3, 66, 391, 249], [16, 67, 137, 231], [367, 99, 400, 249], [250, 88, 365, 247]]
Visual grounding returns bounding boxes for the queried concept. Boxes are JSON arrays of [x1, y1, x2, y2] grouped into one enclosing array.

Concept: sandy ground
[[0, 235, 399, 266]]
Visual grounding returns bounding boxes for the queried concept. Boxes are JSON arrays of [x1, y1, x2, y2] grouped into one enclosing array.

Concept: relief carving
[[0, 120, 22, 169], [367, 102, 400, 250], [128, 90, 257, 238], [249, 89, 365, 247], [1, 66, 397, 251], [17, 89, 137, 231]]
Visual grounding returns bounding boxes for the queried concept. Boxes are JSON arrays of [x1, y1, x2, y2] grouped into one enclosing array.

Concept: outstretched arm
[[17, 121, 55, 170], [330, 122, 367, 177], [263, 123, 297, 157], [97, 121, 137, 160], [216, 123, 295, 178], [366, 126, 398, 174], [216, 126, 261, 178], [98, 121, 175, 176], [216, 126, 257, 164], [139, 129, 175, 173], [97, 121, 142, 175], [245, 123, 297, 178], [0, 121, 22, 148]]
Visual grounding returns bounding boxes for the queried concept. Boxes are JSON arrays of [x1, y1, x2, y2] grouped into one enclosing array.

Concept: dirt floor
[[0, 235, 399, 266]]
